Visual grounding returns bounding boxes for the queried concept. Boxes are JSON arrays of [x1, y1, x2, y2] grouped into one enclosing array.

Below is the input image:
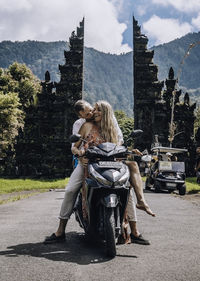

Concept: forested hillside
[[0, 40, 67, 81], [152, 32, 200, 89], [84, 48, 133, 113], [0, 31, 200, 115]]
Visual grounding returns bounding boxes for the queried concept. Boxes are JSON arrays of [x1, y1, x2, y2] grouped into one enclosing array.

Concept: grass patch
[[0, 176, 199, 199], [0, 191, 43, 205], [0, 178, 69, 195], [185, 177, 200, 194]]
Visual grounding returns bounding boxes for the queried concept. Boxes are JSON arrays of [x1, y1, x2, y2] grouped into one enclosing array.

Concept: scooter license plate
[[166, 183, 176, 187], [98, 161, 122, 168]]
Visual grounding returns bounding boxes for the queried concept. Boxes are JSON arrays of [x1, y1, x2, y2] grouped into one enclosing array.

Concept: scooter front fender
[[101, 194, 118, 208]]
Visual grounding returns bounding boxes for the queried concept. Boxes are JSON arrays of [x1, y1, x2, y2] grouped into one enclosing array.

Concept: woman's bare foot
[[136, 203, 156, 217]]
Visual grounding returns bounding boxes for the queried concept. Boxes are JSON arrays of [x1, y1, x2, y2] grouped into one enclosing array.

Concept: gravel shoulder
[[175, 191, 200, 207]]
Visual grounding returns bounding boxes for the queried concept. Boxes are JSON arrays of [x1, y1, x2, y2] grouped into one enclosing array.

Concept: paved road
[[0, 189, 200, 281]]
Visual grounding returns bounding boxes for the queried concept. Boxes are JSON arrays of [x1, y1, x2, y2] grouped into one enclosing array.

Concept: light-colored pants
[[127, 188, 137, 222], [59, 163, 137, 222], [59, 163, 84, 219]]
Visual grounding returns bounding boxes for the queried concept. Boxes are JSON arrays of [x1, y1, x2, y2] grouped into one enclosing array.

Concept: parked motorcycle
[[69, 130, 142, 258]]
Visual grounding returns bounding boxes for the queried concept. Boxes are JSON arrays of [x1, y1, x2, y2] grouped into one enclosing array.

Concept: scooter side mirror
[[69, 134, 81, 143], [129, 129, 143, 139]]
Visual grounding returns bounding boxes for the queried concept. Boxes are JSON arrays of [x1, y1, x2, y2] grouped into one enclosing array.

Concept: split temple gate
[[15, 19, 84, 177], [133, 17, 196, 175]]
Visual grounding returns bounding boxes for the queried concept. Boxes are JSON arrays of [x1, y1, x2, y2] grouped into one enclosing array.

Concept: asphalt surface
[[0, 189, 200, 281]]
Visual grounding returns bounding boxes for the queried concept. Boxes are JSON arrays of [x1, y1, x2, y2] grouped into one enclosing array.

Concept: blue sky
[[119, 0, 200, 48], [0, 0, 199, 54]]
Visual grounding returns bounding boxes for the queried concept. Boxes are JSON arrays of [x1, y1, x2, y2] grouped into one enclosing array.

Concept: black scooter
[[70, 130, 142, 257]]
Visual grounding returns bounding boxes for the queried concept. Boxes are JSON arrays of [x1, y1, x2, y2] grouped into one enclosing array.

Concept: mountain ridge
[[0, 31, 200, 115]]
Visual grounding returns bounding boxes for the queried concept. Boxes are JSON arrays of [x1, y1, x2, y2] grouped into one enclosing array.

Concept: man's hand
[[78, 149, 85, 157], [80, 156, 88, 167], [132, 149, 143, 156]]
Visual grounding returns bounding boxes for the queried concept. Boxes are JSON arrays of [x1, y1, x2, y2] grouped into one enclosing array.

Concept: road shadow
[[0, 231, 136, 264]]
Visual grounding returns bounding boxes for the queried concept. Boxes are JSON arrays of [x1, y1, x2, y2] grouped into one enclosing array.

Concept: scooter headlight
[[89, 165, 112, 186], [118, 166, 130, 185]]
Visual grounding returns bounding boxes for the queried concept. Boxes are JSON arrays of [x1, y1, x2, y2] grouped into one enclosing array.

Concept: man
[[44, 100, 151, 245]]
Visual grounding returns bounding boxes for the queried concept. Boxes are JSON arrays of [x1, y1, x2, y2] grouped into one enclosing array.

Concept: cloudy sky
[[0, 0, 200, 54]]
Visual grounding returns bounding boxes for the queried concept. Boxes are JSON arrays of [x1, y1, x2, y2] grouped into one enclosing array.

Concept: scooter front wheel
[[104, 207, 116, 258]]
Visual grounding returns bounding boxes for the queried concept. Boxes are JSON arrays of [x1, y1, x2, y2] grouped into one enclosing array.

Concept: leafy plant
[[114, 110, 134, 146], [0, 91, 24, 152], [0, 63, 41, 174]]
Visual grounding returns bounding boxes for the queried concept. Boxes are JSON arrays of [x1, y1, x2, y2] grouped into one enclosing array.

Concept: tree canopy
[[0, 62, 41, 160], [114, 110, 134, 146], [0, 91, 24, 153]]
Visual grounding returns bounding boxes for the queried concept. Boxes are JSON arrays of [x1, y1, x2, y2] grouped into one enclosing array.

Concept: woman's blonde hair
[[95, 100, 118, 144]]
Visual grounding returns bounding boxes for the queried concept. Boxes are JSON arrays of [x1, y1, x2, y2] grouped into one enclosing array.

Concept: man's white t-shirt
[[72, 118, 86, 135]]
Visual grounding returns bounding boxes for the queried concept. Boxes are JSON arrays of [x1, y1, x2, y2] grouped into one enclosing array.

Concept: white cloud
[[0, 0, 131, 54], [0, 0, 32, 12], [143, 15, 193, 45], [109, 0, 125, 13], [137, 5, 148, 16], [152, 0, 200, 13], [192, 13, 200, 29]]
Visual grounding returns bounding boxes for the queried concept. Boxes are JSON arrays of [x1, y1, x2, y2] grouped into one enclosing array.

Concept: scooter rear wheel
[[104, 207, 116, 258]]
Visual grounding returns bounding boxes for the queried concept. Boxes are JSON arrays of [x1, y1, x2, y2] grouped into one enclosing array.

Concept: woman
[[72, 100, 155, 216]]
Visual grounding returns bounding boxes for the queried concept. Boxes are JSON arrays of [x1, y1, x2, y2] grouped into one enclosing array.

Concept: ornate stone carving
[[133, 16, 164, 151]]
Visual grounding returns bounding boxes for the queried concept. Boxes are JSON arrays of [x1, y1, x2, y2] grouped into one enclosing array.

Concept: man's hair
[[74, 100, 91, 114]]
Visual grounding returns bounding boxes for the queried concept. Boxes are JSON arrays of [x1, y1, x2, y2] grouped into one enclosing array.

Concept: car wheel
[[179, 184, 186, 196]]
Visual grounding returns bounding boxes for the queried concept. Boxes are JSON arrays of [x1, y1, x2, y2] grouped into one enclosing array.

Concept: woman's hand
[[78, 149, 85, 157]]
